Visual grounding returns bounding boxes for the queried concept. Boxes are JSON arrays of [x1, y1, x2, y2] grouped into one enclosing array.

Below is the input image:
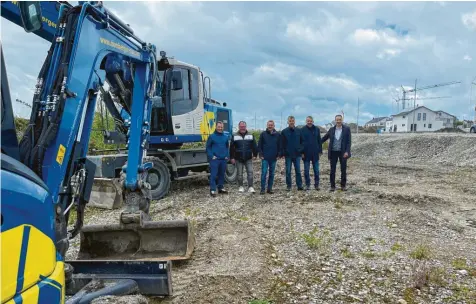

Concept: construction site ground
[[67, 133, 476, 304]]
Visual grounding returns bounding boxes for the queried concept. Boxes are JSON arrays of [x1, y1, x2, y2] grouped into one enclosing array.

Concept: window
[[423, 113, 426, 121], [424, 124, 426, 127], [417, 113, 421, 121], [447, 118, 450, 123], [403, 115, 406, 118], [402, 124, 405, 127], [190, 68, 199, 111], [170, 67, 192, 116], [429, 124, 432, 128]]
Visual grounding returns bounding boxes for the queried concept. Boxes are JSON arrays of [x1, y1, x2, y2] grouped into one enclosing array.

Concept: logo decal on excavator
[[56, 144, 66, 165], [200, 111, 216, 141], [99, 37, 140, 58]]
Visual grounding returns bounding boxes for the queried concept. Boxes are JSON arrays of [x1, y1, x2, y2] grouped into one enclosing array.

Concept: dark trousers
[[330, 151, 347, 188], [210, 159, 227, 191]]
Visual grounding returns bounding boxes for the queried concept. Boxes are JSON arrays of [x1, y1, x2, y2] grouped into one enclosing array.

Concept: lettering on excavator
[[99, 37, 141, 58]]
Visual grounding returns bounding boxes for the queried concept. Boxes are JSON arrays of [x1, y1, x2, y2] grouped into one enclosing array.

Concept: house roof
[[391, 106, 432, 117], [435, 110, 456, 118], [391, 106, 456, 119], [365, 117, 389, 124]]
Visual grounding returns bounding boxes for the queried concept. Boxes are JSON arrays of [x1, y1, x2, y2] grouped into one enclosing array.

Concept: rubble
[[67, 133, 476, 303]]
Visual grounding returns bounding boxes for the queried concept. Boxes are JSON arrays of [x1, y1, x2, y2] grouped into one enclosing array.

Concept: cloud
[[1, 1, 475, 127], [351, 28, 415, 47], [462, 9, 476, 30], [284, 10, 346, 45], [377, 48, 402, 59], [464, 55, 472, 61]]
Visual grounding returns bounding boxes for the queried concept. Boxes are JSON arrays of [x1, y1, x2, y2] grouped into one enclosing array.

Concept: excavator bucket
[[78, 219, 195, 261], [88, 178, 123, 210]]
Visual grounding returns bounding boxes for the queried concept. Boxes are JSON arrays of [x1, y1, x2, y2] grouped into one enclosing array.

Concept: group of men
[[206, 114, 351, 196]]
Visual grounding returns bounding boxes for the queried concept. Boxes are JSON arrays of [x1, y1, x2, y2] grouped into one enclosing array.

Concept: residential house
[[389, 106, 456, 132], [364, 117, 390, 128], [385, 119, 393, 133]]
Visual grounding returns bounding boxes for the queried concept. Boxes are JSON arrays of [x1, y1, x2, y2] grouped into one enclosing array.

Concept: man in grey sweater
[[321, 114, 352, 191]]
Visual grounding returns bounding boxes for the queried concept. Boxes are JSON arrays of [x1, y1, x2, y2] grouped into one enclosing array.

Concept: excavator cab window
[[171, 67, 192, 116], [19, 1, 43, 33]]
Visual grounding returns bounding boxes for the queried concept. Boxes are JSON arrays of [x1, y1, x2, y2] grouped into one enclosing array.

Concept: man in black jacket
[[230, 121, 258, 193], [321, 114, 351, 191]]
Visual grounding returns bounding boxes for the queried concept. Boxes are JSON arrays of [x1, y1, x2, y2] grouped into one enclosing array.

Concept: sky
[[2, 1, 476, 129]]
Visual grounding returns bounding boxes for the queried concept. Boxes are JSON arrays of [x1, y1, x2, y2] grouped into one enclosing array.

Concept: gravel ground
[[67, 133, 476, 304]]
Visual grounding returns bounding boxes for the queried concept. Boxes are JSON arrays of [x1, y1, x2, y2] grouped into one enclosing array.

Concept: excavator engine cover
[[78, 218, 195, 261]]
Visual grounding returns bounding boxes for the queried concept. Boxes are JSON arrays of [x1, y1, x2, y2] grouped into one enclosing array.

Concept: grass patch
[[444, 284, 476, 303], [361, 250, 378, 259], [403, 287, 417, 304], [429, 267, 447, 287], [249, 300, 273, 304], [410, 244, 432, 260], [238, 216, 249, 221], [184, 207, 200, 217], [391, 242, 405, 252], [300, 227, 332, 251], [452, 258, 468, 270], [341, 247, 355, 258]]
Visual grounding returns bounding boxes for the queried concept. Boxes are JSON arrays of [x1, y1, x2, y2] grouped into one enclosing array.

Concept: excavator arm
[[1, 1, 71, 42]]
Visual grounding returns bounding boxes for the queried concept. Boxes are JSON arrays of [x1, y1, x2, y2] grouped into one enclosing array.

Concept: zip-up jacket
[[258, 129, 282, 161], [301, 124, 322, 162], [281, 126, 304, 159], [230, 131, 258, 161], [206, 130, 230, 160]]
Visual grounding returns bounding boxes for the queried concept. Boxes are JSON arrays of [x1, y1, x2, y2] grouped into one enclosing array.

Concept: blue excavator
[[1, 1, 199, 303]]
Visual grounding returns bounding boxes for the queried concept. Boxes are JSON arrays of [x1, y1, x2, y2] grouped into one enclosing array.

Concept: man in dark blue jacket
[[230, 121, 258, 193], [258, 120, 281, 195], [321, 114, 352, 191], [281, 116, 304, 191], [301, 116, 322, 190], [206, 121, 230, 197]]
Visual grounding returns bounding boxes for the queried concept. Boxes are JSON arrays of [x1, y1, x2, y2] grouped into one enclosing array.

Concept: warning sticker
[[56, 144, 66, 165]]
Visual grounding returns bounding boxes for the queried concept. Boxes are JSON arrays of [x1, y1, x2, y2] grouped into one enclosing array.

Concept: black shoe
[[306, 186, 311, 191], [260, 190, 265, 195], [267, 189, 274, 194], [286, 187, 291, 191], [218, 188, 228, 194], [297, 187, 304, 191], [330, 187, 336, 192], [210, 191, 217, 197], [315, 185, 320, 191], [340, 186, 347, 191]]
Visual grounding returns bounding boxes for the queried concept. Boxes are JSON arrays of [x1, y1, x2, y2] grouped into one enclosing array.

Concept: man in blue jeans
[[206, 121, 230, 197], [281, 116, 304, 191], [258, 120, 282, 195], [301, 116, 322, 190]]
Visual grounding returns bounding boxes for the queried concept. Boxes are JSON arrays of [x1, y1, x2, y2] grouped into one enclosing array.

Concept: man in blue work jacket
[[206, 121, 230, 197], [321, 114, 352, 191], [301, 116, 322, 190], [258, 120, 282, 195], [281, 116, 304, 191]]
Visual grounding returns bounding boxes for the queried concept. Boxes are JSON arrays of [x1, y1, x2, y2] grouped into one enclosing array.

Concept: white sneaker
[[248, 187, 255, 193], [239, 186, 245, 192]]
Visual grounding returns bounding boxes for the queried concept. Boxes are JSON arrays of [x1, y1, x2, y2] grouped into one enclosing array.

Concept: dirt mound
[[352, 133, 476, 167]]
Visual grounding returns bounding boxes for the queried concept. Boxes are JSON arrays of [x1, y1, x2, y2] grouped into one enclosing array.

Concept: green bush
[[14, 112, 120, 153]]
